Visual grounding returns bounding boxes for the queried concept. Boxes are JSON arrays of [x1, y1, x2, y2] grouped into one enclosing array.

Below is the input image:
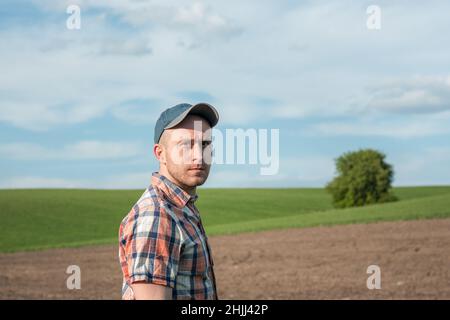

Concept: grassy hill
[[0, 186, 449, 252]]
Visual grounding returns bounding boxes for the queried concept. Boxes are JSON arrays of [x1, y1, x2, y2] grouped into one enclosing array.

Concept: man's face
[[158, 115, 213, 188]]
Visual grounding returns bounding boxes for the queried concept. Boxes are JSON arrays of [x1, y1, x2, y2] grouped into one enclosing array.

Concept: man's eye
[[202, 141, 211, 148], [178, 141, 190, 148]]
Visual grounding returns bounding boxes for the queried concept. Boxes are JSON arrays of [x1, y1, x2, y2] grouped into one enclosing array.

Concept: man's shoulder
[[135, 185, 159, 212], [120, 185, 176, 226]]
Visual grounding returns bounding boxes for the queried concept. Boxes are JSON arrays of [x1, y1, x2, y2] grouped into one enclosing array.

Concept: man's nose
[[191, 142, 203, 164]]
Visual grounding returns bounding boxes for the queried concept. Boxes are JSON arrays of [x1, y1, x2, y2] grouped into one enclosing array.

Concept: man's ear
[[153, 144, 165, 164]]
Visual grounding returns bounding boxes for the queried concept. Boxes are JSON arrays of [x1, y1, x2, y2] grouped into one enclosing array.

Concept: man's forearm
[[131, 282, 173, 300]]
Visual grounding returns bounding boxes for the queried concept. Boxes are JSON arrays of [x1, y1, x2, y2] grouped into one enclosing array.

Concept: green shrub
[[326, 149, 397, 208]]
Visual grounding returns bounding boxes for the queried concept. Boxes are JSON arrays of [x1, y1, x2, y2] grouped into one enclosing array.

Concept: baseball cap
[[154, 102, 219, 144]]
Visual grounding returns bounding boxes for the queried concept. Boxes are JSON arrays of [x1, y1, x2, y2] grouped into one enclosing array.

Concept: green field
[[1, 186, 450, 253]]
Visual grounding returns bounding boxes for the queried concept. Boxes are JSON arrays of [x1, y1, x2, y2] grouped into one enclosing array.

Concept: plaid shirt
[[118, 172, 218, 300]]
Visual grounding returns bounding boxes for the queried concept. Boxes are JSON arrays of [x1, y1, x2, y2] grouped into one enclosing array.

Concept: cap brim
[[165, 102, 219, 129]]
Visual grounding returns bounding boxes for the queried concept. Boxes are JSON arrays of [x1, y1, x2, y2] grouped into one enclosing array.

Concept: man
[[118, 102, 219, 300]]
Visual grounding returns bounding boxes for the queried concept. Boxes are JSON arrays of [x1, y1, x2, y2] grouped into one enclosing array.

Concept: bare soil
[[1, 219, 449, 299]]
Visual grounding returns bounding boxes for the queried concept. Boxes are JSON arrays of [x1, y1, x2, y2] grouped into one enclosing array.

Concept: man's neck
[[158, 169, 196, 196]]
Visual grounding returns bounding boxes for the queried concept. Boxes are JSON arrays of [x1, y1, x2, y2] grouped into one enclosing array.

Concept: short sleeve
[[120, 205, 182, 288]]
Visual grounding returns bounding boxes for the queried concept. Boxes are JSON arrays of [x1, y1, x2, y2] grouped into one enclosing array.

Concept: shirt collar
[[151, 172, 198, 208]]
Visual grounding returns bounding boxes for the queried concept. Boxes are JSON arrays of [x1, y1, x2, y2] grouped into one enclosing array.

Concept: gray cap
[[154, 102, 219, 144]]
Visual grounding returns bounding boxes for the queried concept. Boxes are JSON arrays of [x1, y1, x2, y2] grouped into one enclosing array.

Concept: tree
[[326, 149, 397, 208]]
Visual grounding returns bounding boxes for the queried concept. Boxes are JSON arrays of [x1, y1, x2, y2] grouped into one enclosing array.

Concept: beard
[[167, 165, 211, 188]]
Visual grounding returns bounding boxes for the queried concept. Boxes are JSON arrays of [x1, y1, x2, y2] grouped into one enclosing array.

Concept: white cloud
[[102, 172, 153, 189], [425, 146, 450, 159], [0, 176, 87, 189], [0, 171, 153, 189], [0, 102, 109, 131], [0, 140, 145, 160], [392, 146, 450, 186], [171, 1, 241, 48], [206, 155, 335, 188], [110, 101, 161, 125], [2, 0, 450, 132], [34, 0, 242, 46], [94, 37, 153, 56], [364, 76, 450, 114], [174, 2, 229, 29], [309, 112, 450, 138]]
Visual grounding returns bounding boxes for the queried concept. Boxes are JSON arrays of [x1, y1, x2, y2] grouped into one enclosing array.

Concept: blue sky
[[1, 0, 450, 189]]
